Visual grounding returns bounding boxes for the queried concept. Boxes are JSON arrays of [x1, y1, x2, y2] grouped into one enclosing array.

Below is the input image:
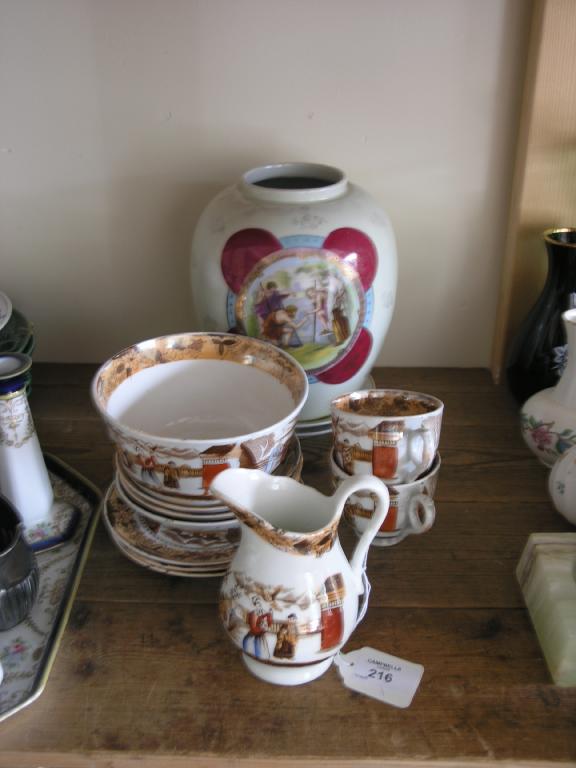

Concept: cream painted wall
[[0, 0, 531, 365]]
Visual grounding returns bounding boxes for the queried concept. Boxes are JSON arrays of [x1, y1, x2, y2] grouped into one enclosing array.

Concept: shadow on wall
[[5, 141, 300, 362]]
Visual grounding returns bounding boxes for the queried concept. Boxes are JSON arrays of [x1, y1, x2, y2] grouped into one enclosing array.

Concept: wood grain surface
[[0, 364, 574, 767]]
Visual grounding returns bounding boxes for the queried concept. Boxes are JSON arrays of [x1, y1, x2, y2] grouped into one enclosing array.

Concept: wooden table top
[[1, 364, 575, 767]]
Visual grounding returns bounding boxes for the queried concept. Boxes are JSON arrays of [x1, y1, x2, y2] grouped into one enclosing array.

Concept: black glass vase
[[506, 228, 576, 404]]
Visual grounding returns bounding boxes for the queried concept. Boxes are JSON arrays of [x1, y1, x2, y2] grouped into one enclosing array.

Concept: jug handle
[[334, 474, 390, 597], [407, 493, 436, 533]]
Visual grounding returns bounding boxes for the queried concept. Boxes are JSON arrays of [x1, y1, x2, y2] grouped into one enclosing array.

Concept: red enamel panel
[[221, 229, 282, 293], [315, 327, 373, 384], [323, 228, 378, 290]]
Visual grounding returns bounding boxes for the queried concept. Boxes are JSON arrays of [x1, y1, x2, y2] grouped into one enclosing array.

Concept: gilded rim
[[331, 388, 444, 420], [0, 352, 32, 381], [91, 332, 308, 449], [543, 227, 576, 248], [235, 249, 366, 375], [240, 162, 348, 203]]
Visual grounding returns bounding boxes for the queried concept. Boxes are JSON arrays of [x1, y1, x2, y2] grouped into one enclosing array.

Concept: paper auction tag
[[334, 647, 424, 708]]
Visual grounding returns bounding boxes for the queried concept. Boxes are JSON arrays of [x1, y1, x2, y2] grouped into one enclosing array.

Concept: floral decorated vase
[[190, 163, 397, 421], [521, 309, 576, 467], [548, 445, 576, 526]]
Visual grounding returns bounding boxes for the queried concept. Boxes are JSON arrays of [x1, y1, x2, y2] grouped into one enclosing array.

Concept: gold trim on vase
[[234, 249, 366, 376], [0, 387, 26, 401], [543, 227, 576, 249]]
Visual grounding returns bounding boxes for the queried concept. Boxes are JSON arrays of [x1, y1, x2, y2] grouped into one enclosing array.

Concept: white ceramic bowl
[[114, 432, 303, 509], [92, 332, 308, 497]]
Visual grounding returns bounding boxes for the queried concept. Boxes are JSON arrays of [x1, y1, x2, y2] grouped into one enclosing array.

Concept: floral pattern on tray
[[0, 456, 100, 722]]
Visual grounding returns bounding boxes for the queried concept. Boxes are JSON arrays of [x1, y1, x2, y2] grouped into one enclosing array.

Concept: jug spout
[[210, 468, 346, 557], [211, 468, 389, 570]]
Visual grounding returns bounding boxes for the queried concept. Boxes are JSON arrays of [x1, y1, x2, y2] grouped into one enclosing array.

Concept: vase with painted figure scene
[[190, 162, 397, 421], [521, 308, 576, 467]]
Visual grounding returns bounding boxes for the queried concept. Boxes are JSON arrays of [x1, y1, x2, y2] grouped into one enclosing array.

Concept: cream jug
[[211, 468, 389, 685]]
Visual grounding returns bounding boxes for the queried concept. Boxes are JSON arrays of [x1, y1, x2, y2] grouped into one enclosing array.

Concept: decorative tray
[[0, 454, 101, 721]]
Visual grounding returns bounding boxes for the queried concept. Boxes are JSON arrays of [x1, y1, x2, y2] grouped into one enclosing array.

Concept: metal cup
[[0, 493, 39, 630]]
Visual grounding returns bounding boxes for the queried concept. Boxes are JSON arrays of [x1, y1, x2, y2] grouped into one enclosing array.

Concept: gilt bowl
[[92, 332, 308, 498]]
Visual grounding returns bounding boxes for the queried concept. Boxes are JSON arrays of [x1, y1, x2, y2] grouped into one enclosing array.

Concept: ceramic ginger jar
[[521, 309, 576, 467], [190, 162, 397, 421]]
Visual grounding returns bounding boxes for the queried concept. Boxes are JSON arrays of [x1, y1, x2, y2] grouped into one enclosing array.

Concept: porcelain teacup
[[330, 450, 440, 546], [331, 389, 443, 484]]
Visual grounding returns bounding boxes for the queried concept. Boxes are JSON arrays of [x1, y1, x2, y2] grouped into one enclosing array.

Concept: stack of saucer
[[329, 388, 443, 547], [92, 331, 309, 577], [102, 434, 303, 578]]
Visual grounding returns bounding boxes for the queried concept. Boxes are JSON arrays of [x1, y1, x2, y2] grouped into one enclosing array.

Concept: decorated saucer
[[115, 464, 231, 516], [115, 476, 235, 524], [107, 519, 236, 568], [110, 535, 229, 579], [103, 485, 239, 567], [115, 457, 229, 510], [115, 432, 302, 510]]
